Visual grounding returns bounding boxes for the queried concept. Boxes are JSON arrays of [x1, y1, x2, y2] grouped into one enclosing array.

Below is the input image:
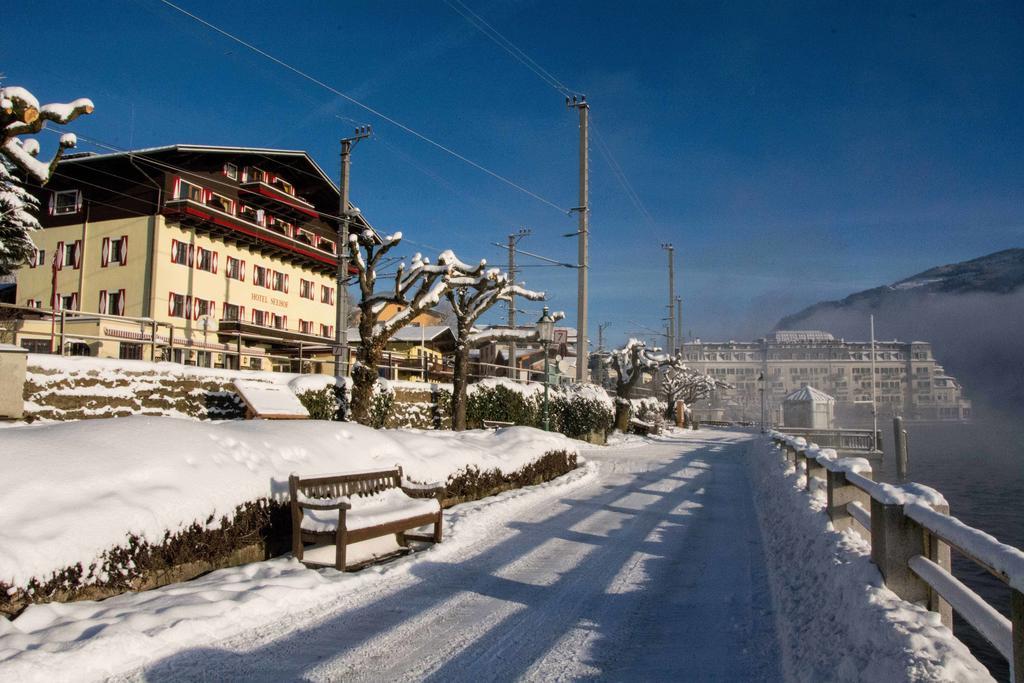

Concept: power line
[[443, 0, 576, 98], [156, 0, 572, 215]]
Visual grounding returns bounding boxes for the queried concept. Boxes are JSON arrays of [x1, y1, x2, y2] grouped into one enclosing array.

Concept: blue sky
[[5, 0, 1023, 345]]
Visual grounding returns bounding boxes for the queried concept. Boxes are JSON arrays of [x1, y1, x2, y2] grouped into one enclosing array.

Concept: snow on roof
[[782, 385, 835, 403], [233, 380, 310, 418], [771, 330, 836, 343]]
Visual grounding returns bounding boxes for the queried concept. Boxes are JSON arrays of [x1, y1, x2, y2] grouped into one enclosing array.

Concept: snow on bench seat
[[301, 488, 441, 533]]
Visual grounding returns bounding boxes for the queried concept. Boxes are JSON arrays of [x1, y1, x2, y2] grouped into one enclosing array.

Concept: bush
[[466, 381, 539, 428], [443, 449, 578, 503], [296, 386, 344, 421]]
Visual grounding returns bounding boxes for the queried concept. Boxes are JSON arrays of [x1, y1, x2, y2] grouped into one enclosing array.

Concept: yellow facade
[[14, 214, 343, 368]]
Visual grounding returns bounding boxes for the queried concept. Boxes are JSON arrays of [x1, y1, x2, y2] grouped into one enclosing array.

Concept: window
[[52, 189, 81, 215], [195, 351, 212, 368], [295, 229, 314, 245], [226, 256, 244, 280], [175, 178, 204, 202], [318, 237, 336, 254], [60, 294, 76, 310], [271, 270, 287, 292], [223, 163, 238, 180], [99, 289, 126, 316], [222, 302, 241, 321], [207, 192, 234, 214], [110, 236, 126, 265], [299, 319, 313, 334], [22, 339, 52, 354], [272, 313, 286, 330], [320, 323, 334, 338], [25, 299, 42, 308], [171, 239, 192, 265], [253, 265, 268, 287], [168, 292, 187, 318], [239, 204, 263, 224], [299, 279, 314, 299], [119, 343, 144, 360], [194, 298, 214, 319], [321, 285, 334, 304], [31, 249, 45, 268], [63, 241, 80, 269], [196, 247, 216, 273], [252, 309, 268, 326]]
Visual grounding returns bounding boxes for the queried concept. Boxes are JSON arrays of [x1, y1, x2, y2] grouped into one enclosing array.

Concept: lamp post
[[758, 372, 766, 432], [536, 307, 556, 431]]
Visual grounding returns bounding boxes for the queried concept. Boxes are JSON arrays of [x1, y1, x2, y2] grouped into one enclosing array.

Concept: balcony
[[239, 167, 319, 222], [162, 197, 342, 275]]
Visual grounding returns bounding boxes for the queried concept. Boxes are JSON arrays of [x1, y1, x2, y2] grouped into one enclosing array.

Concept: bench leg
[[291, 507, 303, 562], [335, 509, 348, 571], [433, 511, 443, 543], [396, 532, 409, 548]]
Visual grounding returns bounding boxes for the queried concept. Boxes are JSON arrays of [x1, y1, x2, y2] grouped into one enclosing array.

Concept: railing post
[[1012, 588, 1023, 683], [150, 320, 157, 361], [826, 467, 872, 533], [59, 309, 66, 355], [924, 501, 953, 629], [806, 453, 825, 492], [870, 498, 931, 606]]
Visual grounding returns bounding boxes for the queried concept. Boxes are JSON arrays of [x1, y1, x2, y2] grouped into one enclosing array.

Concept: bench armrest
[[401, 478, 446, 499]]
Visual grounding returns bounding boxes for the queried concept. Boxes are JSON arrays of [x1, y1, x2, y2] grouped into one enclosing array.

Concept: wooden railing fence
[[771, 432, 1023, 681]]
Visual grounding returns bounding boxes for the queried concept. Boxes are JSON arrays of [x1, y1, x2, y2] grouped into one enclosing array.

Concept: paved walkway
[[142, 430, 781, 681]]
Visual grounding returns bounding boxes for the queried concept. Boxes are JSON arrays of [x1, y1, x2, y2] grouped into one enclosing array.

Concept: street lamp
[[758, 372, 766, 433], [536, 307, 556, 431]]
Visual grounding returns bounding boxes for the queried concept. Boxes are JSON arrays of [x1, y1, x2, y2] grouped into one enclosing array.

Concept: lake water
[[872, 418, 1024, 682]]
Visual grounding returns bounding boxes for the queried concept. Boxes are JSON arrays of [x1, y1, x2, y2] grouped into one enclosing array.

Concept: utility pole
[[567, 94, 589, 382], [870, 314, 878, 452], [506, 228, 531, 378], [336, 125, 372, 381], [676, 296, 683, 348], [661, 243, 675, 354]]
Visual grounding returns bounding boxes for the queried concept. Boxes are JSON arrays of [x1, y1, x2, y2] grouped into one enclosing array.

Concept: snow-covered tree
[[658, 359, 724, 419], [606, 339, 674, 432], [348, 230, 457, 425], [0, 85, 93, 274], [445, 260, 544, 430]]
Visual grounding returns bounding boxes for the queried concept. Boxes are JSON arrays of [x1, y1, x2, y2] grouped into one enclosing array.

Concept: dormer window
[[223, 163, 238, 180], [175, 178, 204, 202], [52, 189, 81, 215]]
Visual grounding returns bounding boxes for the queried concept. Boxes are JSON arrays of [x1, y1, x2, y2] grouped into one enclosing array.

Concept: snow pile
[[0, 416, 578, 589], [0, 460, 597, 682], [467, 376, 543, 398], [748, 436, 992, 681]]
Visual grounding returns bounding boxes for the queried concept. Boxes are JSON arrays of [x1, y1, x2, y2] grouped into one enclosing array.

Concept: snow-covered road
[[134, 429, 780, 681]]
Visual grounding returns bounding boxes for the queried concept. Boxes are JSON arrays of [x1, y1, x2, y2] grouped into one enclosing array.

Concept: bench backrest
[[289, 467, 403, 502]]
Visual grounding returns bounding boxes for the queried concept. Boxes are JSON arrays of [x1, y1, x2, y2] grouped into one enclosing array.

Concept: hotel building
[[682, 330, 971, 423], [10, 145, 376, 371]]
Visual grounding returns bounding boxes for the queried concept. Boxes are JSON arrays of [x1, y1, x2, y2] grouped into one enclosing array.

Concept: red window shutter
[[74, 241, 82, 269], [70, 293, 78, 310], [56, 241, 65, 270], [212, 252, 218, 274], [118, 289, 126, 316], [168, 293, 175, 317], [48, 192, 55, 215], [101, 238, 110, 267], [240, 260, 246, 282], [188, 244, 195, 267], [120, 236, 128, 266], [239, 306, 245, 319], [284, 274, 289, 294], [99, 290, 107, 314], [171, 239, 179, 264], [186, 295, 194, 319]]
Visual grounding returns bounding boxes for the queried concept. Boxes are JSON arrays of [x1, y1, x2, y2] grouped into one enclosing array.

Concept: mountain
[[775, 249, 1024, 413]]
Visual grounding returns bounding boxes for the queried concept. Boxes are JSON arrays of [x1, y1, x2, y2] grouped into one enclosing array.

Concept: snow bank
[[0, 460, 598, 682], [0, 417, 577, 588], [749, 436, 992, 681]]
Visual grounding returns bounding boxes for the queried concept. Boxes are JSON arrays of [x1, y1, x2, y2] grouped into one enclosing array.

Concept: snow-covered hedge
[[0, 417, 578, 616], [465, 378, 613, 441]]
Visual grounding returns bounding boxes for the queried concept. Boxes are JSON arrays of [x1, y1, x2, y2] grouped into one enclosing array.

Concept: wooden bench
[[288, 467, 444, 571], [482, 419, 515, 429]]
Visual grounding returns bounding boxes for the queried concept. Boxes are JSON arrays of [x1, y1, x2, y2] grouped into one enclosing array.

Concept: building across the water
[[7, 145, 379, 371], [682, 330, 971, 424]]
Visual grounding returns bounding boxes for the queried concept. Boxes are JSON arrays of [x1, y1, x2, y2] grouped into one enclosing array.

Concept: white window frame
[[52, 189, 81, 215], [224, 163, 238, 180]]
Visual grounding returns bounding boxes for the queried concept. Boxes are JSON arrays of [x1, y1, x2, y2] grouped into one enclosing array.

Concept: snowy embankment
[[747, 436, 992, 681], [0, 457, 597, 682], [0, 416, 575, 590]]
